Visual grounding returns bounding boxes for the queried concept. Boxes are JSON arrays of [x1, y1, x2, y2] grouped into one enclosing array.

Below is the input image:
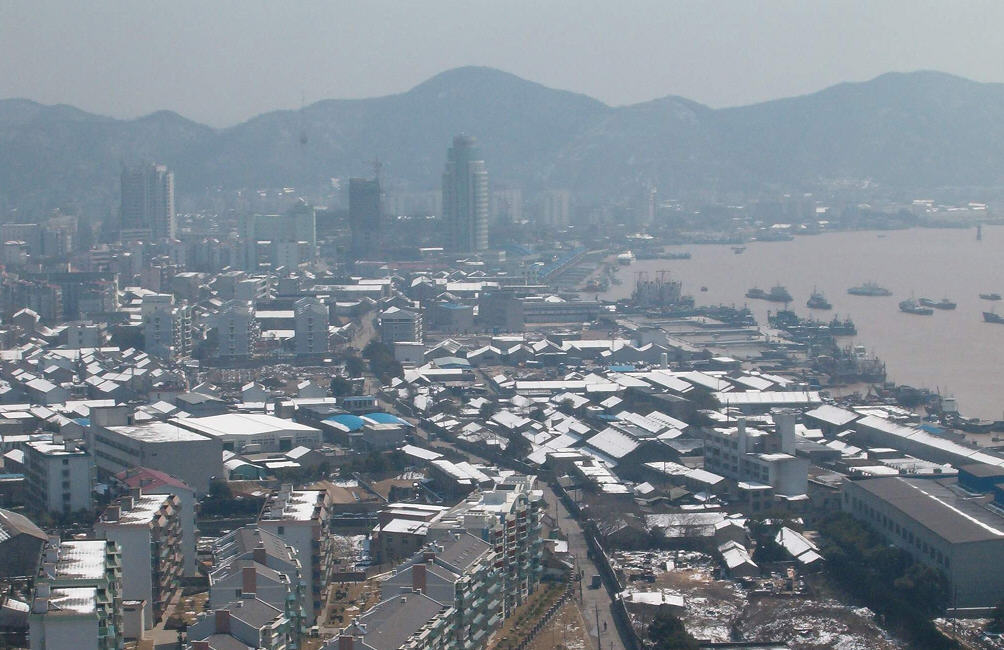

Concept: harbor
[[597, 226, 1004, 422]]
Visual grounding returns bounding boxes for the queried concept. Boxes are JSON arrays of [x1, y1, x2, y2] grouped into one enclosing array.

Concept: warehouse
[[172, 413, 321, 453], [843, 476, 1004, 607]]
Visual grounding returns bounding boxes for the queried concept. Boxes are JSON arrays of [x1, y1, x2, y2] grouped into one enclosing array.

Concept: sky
[[2, 1, 1003, 128]]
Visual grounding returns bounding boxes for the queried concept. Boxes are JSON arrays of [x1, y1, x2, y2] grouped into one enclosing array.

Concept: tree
[[648, 606, 698, 650], [330, 375, 356, 397], [345, 356, 366, 378], [478, 401, 499, 421]]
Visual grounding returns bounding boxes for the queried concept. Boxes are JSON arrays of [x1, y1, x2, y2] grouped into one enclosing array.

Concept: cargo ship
[[848, 282, 892, 297], [899, 298, 934, 315]]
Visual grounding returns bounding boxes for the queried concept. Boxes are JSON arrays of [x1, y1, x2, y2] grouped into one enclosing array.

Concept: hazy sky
[[3, 1, 1003, 127]]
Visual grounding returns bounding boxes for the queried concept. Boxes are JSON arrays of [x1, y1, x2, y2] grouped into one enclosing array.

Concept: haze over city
[[1, 4, 1004, 650]]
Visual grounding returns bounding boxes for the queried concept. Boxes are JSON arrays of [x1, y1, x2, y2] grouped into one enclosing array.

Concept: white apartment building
[[141, 293, 192, 361], [29, 538, 123, 650], [257, 487, 332, 623], [24, 438, 94, 516], [380, 306, 423, 344], [294, 297, 329, 355], [95, 492, 183, 629], [215, 299, 259, 357]]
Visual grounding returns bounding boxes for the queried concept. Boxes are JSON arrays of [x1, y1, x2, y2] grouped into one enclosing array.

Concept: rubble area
[[611, 550, 906, 648]]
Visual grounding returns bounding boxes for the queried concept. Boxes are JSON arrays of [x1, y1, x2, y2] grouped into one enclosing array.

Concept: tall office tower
[[442, 135, 489, 253], [348, 177, 383, 261], [120, 163, 176, 240]]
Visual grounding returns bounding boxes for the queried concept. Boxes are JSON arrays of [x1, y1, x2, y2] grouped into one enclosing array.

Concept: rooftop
[[852, 476, 1004, 544]]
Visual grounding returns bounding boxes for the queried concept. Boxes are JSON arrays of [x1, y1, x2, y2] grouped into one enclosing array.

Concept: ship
[[827, 315, 857, 336], [765, 284, 793, 303], [665, 252, 692, 260], [732, 246, 746, 254], [899, 298, 934, 315], [806, 289, 832, 310], [746, 287, 767, 300], [919, 297, 956, 310], [980, 292, 1002, 301], [616, 251, 635, 265], [848, 282, 892, 297], [984, 311, 1004, 324]]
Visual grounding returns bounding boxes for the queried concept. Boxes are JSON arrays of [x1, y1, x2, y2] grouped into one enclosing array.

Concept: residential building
[[241, 203, 317, 270], [429, 476, 544, 616], [24, 438, 94, 516], [188, 596, 292, 650], [380, 534, 502, 649], [95, 492, 183, 628], [0, 509, 47, 578], [215, 299, 259, 357], [114, 467, 198, 577], [294, 297, 329, 355], [843, 476, 1004, 607], [328, 591, 454, 650], [29, 538, 123, 650], [136, 298, 171, 351], [258, 487, 333, 623], [141, 294, 192, 361], [380, 306, 423, 344], [539, 189, 571, 228], [442, 135, 489, 253], [210, 526, 306, 631], [349, 177, 383, 261], [120, 163, 175, 240]]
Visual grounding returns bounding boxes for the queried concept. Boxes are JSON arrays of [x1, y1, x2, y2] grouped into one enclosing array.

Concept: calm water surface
[[604, 227, 1004, 420]]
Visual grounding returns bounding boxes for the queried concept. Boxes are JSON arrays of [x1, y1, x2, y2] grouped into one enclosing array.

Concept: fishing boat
[[984, 311, 1004, 324], [732, 246, 746, 254], [765, 284, 793, 303], [980, 292, 1002, 301], [806, 289, 832, 310], [899, 298, 934, 315], [746, 287, 767, 300], [848, 282, 892, 297]]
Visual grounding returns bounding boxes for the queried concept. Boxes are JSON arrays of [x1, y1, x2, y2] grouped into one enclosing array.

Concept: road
[[424, 430, 627, 650], [541, 483, 626, 650]]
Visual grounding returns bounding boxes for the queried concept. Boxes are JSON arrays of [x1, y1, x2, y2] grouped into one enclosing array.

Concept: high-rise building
[[294, 297, 329, 355], [349, 177, 383, 261], [442, 135, 489, 253], [241, 202, 317, 271], [540, 189, 571, 228], [141, 294, 192, 362], [120, 164, 175, 240]]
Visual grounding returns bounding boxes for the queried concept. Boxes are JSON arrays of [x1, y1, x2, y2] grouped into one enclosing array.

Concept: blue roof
[[74, 417, 90, 426], [439, 303, 468, 310], [607, 365, 636, 372], [363, 412, 408, 426], [324, 414, 366, 431]]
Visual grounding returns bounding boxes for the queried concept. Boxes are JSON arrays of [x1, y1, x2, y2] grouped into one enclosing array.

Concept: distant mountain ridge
[[4, 67, 1004, 215]]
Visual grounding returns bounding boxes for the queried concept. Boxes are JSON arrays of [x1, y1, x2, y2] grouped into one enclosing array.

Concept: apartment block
[[94, 492, 183, 629], [24, 438, 94, 516], [29, 538, 123, 650], [258, 487, 333, 623]]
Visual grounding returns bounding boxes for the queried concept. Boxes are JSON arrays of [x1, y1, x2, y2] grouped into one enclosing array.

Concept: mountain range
[[4, 66, 1004, 216]]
